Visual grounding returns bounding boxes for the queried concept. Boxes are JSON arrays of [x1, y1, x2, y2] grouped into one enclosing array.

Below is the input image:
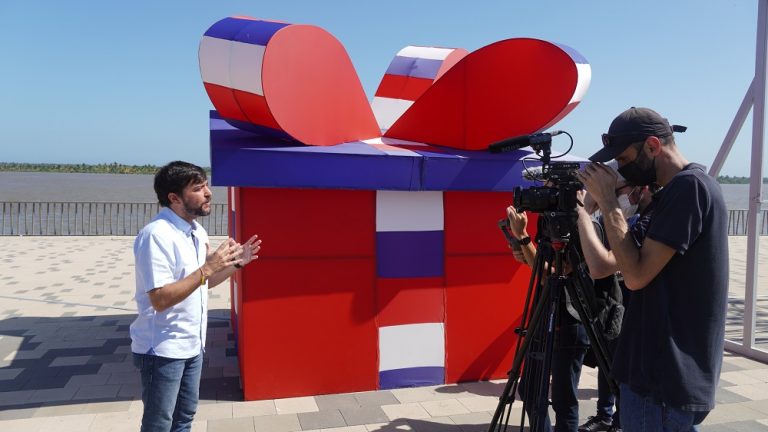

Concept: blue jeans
[[133, 352, 203, 432], [619, 384, 708, 432]]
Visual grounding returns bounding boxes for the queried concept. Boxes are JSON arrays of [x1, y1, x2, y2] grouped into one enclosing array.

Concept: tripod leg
[[489, 235, 570, 432], [530, 285, 560, 432], [488, 279, 551, 432], [499, 274, 561, 432], [489, 246, 558, 432], [563, 277, 620, 400]]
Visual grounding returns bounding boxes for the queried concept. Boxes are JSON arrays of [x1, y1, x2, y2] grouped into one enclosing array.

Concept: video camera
[[488, 131, 617, 432], [513, 162, 582, 213], [488, 130, 583, 214]]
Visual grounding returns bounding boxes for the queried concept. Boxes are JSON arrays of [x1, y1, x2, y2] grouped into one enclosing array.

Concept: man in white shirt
[[130, 161, 260, 432]]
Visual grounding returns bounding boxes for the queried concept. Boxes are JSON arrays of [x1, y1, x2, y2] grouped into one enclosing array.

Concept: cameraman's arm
[[576, 205, 618, 279], [507, 206, 536, 267], [578, 164, 675, 290], [511, 249, 527, 265], [518, 238, 536, 268], [600, 205, 675, 290]]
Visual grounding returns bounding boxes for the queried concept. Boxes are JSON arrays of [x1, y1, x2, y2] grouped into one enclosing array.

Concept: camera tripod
[[490, 213, 619, 432]]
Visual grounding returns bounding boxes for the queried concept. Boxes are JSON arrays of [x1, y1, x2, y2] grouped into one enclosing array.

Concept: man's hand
[[236, 234, 262, 267], [149, 238, 243, 312], [203, 238, 243, 274], [506, 206, 528, 238], [576, 163, 620, 210], [577, 189, 599, 215]]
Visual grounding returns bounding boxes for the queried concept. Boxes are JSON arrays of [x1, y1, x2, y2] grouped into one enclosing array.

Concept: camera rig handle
[[497, 218, 522, 251]]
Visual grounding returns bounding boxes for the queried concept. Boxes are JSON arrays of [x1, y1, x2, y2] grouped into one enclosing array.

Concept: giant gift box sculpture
[[199, 16, 590, 400]]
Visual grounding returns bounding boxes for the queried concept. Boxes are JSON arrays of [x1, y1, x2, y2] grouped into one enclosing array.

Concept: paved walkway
[[1, 236, 768, 431]]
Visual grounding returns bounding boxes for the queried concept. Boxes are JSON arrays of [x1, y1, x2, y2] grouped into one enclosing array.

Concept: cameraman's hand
[[578, 189, 599, 215], [577, 163, 619, 210], [506, 206, 528, 239]]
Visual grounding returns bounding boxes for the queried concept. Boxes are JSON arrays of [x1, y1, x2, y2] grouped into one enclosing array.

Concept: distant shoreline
[[0, 171, 228, 204], [0, 163, 211, 175], [718, 175, 768, 184], [0, 162, 761, 183], [0, 171, 762, 209]]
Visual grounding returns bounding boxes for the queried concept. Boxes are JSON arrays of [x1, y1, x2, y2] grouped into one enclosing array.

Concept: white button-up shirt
[[130, 207, 209, 359]]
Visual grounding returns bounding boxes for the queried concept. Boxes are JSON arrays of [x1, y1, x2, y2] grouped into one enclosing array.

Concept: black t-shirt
[[630, 199, 654, 248], [612, 163, 728, 411]]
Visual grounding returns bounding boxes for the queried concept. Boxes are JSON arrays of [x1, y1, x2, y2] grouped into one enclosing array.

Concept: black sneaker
[[578, 416, 613, 432], [607, 425, 621, 432]]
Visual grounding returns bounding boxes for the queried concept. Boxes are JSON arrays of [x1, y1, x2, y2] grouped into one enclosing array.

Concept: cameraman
[[575, 180, 654, 432], [578, 107, 728, 432], [505, 177, 640, 432]]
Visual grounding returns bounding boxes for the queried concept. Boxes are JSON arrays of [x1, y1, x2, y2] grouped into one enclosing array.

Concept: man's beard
[[183, 198, 211, 218]]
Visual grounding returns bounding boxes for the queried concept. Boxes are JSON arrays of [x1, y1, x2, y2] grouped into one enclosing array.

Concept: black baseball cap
[[589, 107, 687, 162]]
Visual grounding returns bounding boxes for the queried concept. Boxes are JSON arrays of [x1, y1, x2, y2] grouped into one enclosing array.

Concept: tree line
[[717, 175, 768, 184], [0, 162, 763, 183], [0, 162, 210, 175]]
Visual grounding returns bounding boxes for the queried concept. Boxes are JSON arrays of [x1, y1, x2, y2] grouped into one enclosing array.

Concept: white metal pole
[[743, 0, 768, 349], [709, 79, 754, 177]]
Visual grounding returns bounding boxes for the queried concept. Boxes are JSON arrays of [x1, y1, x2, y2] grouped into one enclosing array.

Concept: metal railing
[[727, 209, 768, 236], [0, 202, 229, 236], [0, 201, 765, 236]]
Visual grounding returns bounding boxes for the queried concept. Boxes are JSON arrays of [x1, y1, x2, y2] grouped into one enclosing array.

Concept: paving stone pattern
[[1, 237, 768, 431]]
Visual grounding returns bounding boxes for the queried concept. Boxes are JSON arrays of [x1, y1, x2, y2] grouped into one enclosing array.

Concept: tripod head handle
[[498, 219, 522, 251]]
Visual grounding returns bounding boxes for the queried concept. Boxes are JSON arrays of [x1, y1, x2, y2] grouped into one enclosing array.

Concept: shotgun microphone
[[488, 130, 564, 154]]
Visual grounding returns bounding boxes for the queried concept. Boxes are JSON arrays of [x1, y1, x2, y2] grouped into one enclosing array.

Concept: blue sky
[[0, 1, 760, 176]]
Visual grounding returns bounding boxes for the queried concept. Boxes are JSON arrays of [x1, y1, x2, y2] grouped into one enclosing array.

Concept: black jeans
[[596, 338, 618, 423], [519, 321, 590, 432]]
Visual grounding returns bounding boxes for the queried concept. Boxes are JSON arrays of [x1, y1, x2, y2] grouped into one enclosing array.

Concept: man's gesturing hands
[[204, 238, 244, 274]]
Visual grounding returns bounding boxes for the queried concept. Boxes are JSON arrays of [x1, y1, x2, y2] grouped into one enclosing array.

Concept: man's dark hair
[[629, 134, 674, 154], [154, 161, 207, 207]]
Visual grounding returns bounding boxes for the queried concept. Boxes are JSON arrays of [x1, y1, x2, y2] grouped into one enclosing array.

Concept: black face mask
[[618, 147, 657, 186]]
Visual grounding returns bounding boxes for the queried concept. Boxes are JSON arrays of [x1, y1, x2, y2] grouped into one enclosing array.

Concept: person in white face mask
[[578, 107, 728, 432], [582, 161, 648, 224], [504, 165, 654, 432], [616, 185, 639, 219], [576, 167, 654, 432]]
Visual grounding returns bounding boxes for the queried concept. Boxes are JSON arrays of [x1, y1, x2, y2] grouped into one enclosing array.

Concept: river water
[[0, 172, 228, 203], [0, 172, 765, 210]]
